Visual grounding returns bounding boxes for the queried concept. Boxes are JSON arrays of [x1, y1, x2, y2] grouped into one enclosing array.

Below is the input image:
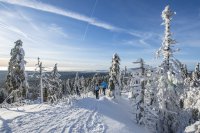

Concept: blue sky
[[0, 0, 199, 71]]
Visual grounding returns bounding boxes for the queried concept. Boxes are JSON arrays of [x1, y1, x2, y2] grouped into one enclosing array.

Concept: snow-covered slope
[[0, 95, 149, 133]]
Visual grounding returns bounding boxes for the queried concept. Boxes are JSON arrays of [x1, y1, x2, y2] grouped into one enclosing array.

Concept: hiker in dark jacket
[[95, 84, 100, 99], [101, 81, 108, 95]]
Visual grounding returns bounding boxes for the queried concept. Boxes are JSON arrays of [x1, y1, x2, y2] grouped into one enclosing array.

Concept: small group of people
[[94, 79, 116, 99], [94, 81, 108, 99]]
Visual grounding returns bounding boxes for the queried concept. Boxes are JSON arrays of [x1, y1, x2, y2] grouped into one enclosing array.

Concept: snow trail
[[0, 95, 149, 133]]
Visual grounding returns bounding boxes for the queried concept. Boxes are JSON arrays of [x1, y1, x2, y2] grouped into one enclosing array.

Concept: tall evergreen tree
[[156, 5, 179, 71], [108, 53, 121, 97], [65, 78, 72, 95], [80, 76, 86, 94], [5, 40, 28, 103], [73, 72, 81, 96], [49, 64, 62, 100], [155, 6, 185, 133]]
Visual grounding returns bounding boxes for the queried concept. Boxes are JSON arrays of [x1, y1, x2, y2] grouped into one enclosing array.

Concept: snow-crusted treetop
[[14, 39, 23, 47], [195, 63, 199, 73], [112, 53, 120, 63], [51, 63, 61, 79], [9, 39, 26, 71], [156, 5, 179, 70]]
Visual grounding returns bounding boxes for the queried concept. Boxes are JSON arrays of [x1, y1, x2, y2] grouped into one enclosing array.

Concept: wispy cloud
[[0, 0, 152, 39], [48, 24, 68, 39], [0, 0, 121, 32], [122, 31, 161, 48], [0, 0, 161, 49], [0, 20, 29, 39]]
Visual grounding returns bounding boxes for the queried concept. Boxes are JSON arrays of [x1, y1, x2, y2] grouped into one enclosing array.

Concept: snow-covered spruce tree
[[80, 76, 87, 94], [73, 72, 81, 96], [191, 63, 200, 87], [129, 58, 146, 124], [142, 67, 160, 131], [34, 57, 45, 103], [108, 53, 121, 97], [65, 78, 72, 95], [5, 40, 28, 103], [121, 66, 130, 91], [183, 64, 200, 128], [155, 5, 186, 133], [89, 73, 99, 93], [195, 63, 200, 78], [181, 64, 188, 79], [48, 64, 62, 101]]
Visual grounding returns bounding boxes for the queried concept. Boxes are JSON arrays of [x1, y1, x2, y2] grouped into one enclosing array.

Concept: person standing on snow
[[101, 81, 108, 96], [95, 84, 100, 99], [108, 79, 115, 98]]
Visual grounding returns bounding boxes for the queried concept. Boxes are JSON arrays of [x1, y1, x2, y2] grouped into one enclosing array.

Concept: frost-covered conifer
[[157, 5, 179, 71], [108, 53, 121, 97], [49, 64, 62, 100], [66, 79, 72, 95], [181, 64, 188, 79], [80, 76, 86, 94], [194, 63, 200, 80], [90, 73, 99, 91], [155, 6, 186, 133], [5, 40, 28, 103], [73, 72, 81, 96], [129, 58, 148, 125]]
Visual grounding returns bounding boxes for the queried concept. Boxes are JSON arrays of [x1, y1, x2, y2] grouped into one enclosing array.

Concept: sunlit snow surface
[[0, 93, 149, 133]]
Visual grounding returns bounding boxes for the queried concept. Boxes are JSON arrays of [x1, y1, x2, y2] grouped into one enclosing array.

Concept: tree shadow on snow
[[0, 116, 12, 133]]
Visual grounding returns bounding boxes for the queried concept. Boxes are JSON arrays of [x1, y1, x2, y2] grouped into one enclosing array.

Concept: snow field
[[0, 95, 149, 133]]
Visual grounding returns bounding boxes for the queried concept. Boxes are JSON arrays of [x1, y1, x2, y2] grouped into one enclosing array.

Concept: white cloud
[[0, 0, 121, 32], [122, 31, 160, 48], [48, 24, 68, 38], [0, 0, 150, 39], [0, 21, 29, 39]]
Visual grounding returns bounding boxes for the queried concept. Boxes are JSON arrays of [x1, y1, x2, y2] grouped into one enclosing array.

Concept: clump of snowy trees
[[0, 43, 109, 106], [127, 5, 200, 133]]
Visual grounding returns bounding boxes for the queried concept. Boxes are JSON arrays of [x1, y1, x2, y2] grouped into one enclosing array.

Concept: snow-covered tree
[[48, 64, 62, 102], [181, 64, 188, 79], [5, 40, 28, 103], [156, 5, 179, 71], [73, 72, 81, 96], [129, 58, 150, 125], [154, 6, 186, 133], [193, 63, 200, 81], [143, 68, 159, 131], [34, 57, 44, 103], [65, 78, 72, 95], [89, 73, 99, 93], [80, 76, 87, 94], [109, 53, 121, 97]]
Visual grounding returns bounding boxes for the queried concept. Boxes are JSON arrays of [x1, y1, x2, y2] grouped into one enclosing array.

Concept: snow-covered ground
[[0, 94, 149, 133]]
